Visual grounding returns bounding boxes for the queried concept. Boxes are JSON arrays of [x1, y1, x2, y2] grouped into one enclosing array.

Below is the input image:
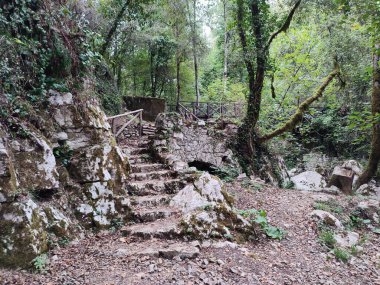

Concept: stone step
[[129, 147, 149, 155], [122, 217, 181, 239], [131, 163, 166, 173], [127, 179, 186, 196], [133, 206, 179, 223], [131, 194, 173, 207], [131, 170, 176, 182], [129, 155, 152, 164]]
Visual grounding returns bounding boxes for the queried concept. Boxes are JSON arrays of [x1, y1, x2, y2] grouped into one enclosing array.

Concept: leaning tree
[[235, 0, 340, 173]]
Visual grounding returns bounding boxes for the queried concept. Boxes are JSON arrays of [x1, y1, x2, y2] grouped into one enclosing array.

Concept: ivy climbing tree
[[234, 0, 341, 174]]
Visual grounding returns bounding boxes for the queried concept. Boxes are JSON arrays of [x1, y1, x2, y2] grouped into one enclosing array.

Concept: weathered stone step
[[131, 194, 173, 207], [122, 217, 181, 239], [129, 147, 149, 155], [114, 241, 200, 260], [133, 206, 178, 223], [131, 163, 166, 173], [131, 170, 176, 182], [127, 179, 186, 195], [129, 155, 151, 164]]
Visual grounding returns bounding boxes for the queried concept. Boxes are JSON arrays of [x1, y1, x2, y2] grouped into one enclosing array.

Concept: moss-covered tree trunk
[[357, 44, 380, 186], [235, 0, 301, 173]]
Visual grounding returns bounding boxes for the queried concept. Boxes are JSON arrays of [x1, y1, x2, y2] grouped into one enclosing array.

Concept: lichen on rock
[[171, 172, 257, 241], [0, 199, 48, 268]]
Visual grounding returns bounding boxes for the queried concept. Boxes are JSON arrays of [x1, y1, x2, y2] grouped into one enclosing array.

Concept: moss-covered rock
[[0, 199, 48, 268], [10, 131, 60, 192], [0, 131, 18, 201], [171, 172, 256, 241], [68, 144, 129, 187]]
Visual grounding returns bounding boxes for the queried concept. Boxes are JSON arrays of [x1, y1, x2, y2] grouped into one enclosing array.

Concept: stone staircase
[[122, 134, 186, 239]]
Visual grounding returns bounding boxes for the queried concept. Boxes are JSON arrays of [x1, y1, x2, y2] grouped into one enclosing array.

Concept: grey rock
[[309, 210, 343, 229]]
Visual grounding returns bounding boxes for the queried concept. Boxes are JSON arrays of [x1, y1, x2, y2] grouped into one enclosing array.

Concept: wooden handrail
[[108, 109, 143, 138], [106, 109, 144, 120], [179, 103, 199, 121]]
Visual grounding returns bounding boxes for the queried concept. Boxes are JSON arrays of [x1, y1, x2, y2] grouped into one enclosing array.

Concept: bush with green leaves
[[239, 209, 286, 240], [32, 254, 48, 273]]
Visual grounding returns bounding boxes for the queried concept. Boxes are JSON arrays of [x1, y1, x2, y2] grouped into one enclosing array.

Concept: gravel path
[[1, 185, 379, 285]]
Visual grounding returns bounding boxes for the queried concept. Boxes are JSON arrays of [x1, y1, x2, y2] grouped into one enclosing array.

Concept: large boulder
[[0, 199, 48, 268], [171, 172, 256, 241], [334, 231, 360, 248], [328, 166, 355, 195], [0, 90, 133, 268], [328, 160, 364, 194], [355, 199, 380, 223], [68, 144, 129, 187], [10, 132, 60, 192], [291, 171, 327, 191], [76, 182, 131, 228], [356, 184, 380, 199]]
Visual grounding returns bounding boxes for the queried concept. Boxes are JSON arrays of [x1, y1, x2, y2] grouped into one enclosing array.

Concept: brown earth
[[1, 183, 379, 285]]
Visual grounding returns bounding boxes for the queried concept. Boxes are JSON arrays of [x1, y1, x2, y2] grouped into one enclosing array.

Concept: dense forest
[[1, 0, 379, 182], [1, 0, 380, 283]]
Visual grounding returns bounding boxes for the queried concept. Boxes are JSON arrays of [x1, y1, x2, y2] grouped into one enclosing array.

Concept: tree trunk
[[192, 0, 200, 106], [101, 0, 129, 55], [236, 0, 266, 164], [223, 0, 228, 99], [235, 0, 302, 174], [175, 24, 181, 111], [356, 44, 380, 186], [150, 50, 157, 98]]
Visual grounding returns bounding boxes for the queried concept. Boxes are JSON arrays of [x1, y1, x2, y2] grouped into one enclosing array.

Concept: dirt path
[[1, 185, 379, 285]]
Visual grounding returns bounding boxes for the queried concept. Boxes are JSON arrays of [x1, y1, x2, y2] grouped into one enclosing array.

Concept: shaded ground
[[1, 184, 379, 285]]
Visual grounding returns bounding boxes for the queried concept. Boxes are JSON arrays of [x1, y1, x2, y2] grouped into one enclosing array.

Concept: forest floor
[[1, 183, 379, 285]]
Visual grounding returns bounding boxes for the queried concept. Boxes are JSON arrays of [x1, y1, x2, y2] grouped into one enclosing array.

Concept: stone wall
[[124, 96, 166, 121], [151, 113, 290, 187], [0, 90, 131, 268], [151, 113, 239, 171]]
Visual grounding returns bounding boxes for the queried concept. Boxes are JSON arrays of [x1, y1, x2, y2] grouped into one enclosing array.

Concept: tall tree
[[186, 0, 201, 105], [357, 44, 380, 186], [235, 0, 340, 173]]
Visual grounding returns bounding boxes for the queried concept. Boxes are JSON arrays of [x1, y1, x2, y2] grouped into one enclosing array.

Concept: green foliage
[[58, 238, 70, 247], [319, 230, 336, 249], [332, 247, 350, 263], [314, 200, 343, 214], [348, 212, 372, 229], [283, 180, 295, 189], [239, 209, 286, 240], [32, 254, 48, 273], [53, 144, 73, 167], [210, 166, 239, 182]]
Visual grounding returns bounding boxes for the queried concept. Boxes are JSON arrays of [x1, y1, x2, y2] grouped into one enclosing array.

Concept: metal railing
[[167, 101, 245, 120], [107, 109, 143, 138]]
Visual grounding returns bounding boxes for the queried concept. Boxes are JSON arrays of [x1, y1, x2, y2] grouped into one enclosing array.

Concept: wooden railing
[[168, 101, 245, 120], [107, 109, 143, 138]]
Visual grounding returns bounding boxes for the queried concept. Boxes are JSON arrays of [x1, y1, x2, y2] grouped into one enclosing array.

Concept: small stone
[[148, 264, 157, 273]]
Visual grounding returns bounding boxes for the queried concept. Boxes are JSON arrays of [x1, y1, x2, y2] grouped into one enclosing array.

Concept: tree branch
[[259, 64, 340, 142], [265, 0, 302, 51]]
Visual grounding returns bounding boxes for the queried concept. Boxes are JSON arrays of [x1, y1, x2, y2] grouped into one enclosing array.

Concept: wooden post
[[139, 111, 143, 136], [207, 103, 210, 119]]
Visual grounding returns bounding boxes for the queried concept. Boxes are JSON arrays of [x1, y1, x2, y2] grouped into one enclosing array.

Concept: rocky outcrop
[[0, 90, 131, 268], [173, 172, 256, 241], [291, 171, 327, 191]]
